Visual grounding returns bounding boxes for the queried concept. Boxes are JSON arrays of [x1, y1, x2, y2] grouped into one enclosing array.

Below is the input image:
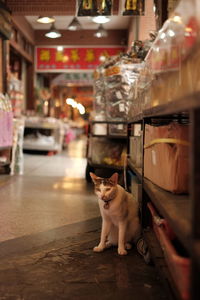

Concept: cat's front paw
[[93, 245, 105, 252], [118, 248, 127, 255]]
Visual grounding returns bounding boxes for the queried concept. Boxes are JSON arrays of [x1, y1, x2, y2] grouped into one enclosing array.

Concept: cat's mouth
[[101, 198, 112, 209], [102, 199, 111, 209]]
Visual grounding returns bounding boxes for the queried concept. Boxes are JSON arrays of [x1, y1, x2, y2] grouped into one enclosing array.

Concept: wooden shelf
[[91, 120, 127, 124], [0, 162, 10, 167], [127, 158, 142, 181], [23, 143, 61, 151], [143, 92, 200, 118], [143, 178, 191, 254], [128, 113, 144, 123], [127, 92, 200, 124], [143, 229, 179, 300], [0, 146, 12, 151], [91, 134, 127, 139], [25, 122, 60, 130]]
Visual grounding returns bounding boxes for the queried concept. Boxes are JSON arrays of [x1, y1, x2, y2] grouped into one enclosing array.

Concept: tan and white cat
[[90, 172, 141, 256]]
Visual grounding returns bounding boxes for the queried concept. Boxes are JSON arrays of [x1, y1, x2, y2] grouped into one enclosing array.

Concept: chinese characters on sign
[[36, 47, 125, 71]]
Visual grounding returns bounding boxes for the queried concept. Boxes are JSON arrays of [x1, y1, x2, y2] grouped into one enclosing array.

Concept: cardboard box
[[144, 123, 189, 193], [129, 136, 143, 167]]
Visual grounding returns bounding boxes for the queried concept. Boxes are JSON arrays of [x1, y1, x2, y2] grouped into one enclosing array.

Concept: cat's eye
[[105, 188, 111, 192], [96, 188, 100, 192]]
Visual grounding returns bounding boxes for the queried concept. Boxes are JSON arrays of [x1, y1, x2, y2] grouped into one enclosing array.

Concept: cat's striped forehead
[[94, 178, 114, 187]]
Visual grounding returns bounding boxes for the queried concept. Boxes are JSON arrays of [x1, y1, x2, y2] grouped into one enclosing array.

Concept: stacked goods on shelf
[[92, 42, 153, 123], [88, 137, 126, 167], [104, 56, 143, 121], [91, 38, 155, 170], [126, 0, 199, 195], [93, 66, 106, 121], [144, 0, 200, 109], [8, 78, 24, 117], [144, 122, 189, 193], [0, 93, 13, 148]]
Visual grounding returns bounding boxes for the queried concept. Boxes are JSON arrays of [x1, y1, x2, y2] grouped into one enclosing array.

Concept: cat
[[90, 172, 141, 255]]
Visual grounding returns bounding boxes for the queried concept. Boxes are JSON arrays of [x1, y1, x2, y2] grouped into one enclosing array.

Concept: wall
[[127, 18, 139, 51], [12, 16, 35, 45], [127, 0, 156, 50], [35, 29, 128, 46], [138, 0, 156, 41]]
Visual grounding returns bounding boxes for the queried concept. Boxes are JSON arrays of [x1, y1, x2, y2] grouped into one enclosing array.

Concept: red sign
[[36, 47, 125, 71]]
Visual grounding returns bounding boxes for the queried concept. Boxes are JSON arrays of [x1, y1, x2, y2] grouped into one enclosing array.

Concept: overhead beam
[[6, 0, 76, 16], [6, 0, 119, 16]]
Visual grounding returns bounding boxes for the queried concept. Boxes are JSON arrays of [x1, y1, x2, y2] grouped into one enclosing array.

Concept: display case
[[127, 94, 200, 300], [85, 120, 127, 182], [23, 117, 64, 153]]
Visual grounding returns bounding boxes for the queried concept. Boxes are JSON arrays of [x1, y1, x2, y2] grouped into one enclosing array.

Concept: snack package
[[93, 66, 106, 121], [128, 62, 153, 117], [104, 59, 143, 121]]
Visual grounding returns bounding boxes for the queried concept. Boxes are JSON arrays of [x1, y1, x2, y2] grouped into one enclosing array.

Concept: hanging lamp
[[45, 24, 62, 38], [67, 17, 82, 31], [37, 16, 55, 24], [92, 15, 110, 24], [94, 24, 108, 38]]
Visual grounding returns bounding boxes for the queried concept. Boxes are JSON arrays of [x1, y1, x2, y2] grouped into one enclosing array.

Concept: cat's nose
[[102, 195, 106, 200]]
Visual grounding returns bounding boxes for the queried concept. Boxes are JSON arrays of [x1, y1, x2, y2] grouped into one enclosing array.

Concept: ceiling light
[[37, 16, 55, 24], [94, 24, 108, 38], [172, 15, 182, 23], [92, 16, 110, 24], [45, 24, 62, 39], [67, 17, 82, 31], [77, 103, 85, 115], [57, 46, 64, 51]]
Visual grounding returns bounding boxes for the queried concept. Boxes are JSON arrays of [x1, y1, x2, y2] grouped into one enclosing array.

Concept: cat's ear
[[110, 172, 118, 185], [90, 172, 98, 183]]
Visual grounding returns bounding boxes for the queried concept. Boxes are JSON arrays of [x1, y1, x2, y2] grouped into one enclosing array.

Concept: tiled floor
[[0, 137, 100, 242]]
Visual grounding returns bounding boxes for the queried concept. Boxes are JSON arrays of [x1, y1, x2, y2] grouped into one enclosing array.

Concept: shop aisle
[[0, 137, 100, 243], [0, 137, 169, 300]]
